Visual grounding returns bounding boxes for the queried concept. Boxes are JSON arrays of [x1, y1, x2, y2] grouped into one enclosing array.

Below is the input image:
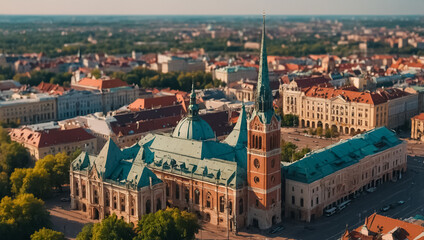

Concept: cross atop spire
[[254, 14, 273, 114]]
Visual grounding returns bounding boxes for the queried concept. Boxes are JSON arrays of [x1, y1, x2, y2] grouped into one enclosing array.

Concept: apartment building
[[411, 113, 424, 141], [283, 127, 407, 222], [281, 84, 417, 134], [10, 126, 97, 160], [0, 93, 56, 125], [213, 66, 258, 85]]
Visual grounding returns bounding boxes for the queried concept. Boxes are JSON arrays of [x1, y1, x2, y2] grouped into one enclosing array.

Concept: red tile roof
[[343, 213, 424, 240], [10, 127, 95, 148], [304, 86, 388, 105], [36, 82, 69, 95], [413, 113, 424, 120], [128, 95, 177, 111], [294, 76, 330, 90], [76, 78, 128, 90]]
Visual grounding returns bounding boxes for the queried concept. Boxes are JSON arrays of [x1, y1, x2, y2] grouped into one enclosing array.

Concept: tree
[[20, 168, 51, 198], [135, 208, 200, 240], [10, 168, 29, 195], [281, 114, 299, 127], [0, 194, 50, 240], [76, 223, 94, 240], [281, 140, 298, 162], [316, 127, 323, 136], [10, 168, 51, 198], [13, 73, 30, 85], [0, 172, 9, 198], [35, 152, 71, 190], [293, 147, 311, 161], [0, 142, 30, 175], [31, 228, 66, 240], [0, 126, 10, 144], [88, 214, 135, 240], [91, 69, 101, 79]]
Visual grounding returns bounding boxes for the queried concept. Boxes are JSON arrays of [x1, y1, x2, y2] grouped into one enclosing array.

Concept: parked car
[[397, 200, 405, 205], [366, 187, 377, 193], [380, 205, 390, 212], [269, 226, 285, 234], [60, 197, 71, 202], [325, 207, 337, 217]]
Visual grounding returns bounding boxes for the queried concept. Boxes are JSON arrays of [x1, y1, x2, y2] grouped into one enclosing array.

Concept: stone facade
[[280, 83, 417, 134], [411, 113, 424, 141], [0, 93, 56, 125], [213, 66, 258, 85], [283, 127, 407, 222], [57, 90, 102, 120]]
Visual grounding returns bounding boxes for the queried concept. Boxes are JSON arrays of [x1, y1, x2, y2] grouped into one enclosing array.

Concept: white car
[[366, 187, 377, 193]]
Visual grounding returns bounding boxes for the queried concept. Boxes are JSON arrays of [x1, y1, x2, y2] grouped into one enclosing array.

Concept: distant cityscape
[[0, 14, 423, 240]]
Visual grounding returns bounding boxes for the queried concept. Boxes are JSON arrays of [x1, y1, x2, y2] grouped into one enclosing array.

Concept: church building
[[70, 15, 282, 231]]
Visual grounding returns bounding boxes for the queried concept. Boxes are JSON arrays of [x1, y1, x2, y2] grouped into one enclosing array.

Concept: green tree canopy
[[281, 140, 311, 162], [135, 208, 200, 240], [10, 168, 51, 198], [90, 214, 135, 240], [0, 172, 9, 199], [31, 228, 66, 240], [91, 69, 101, 79], [0, 194, 50, 240], [0, 126, 10, 144], [35, 152, 71, 190], [76, 223, 94, 240], [0, 142, 30, 175]]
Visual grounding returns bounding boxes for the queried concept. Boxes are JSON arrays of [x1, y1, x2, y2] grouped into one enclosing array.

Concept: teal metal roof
[[71, 105, 248, 190], [71, 138, 161, 189], [172, 116, 215, 141], [224, 104, 247, 147], [172, 82, 216, 141], [283, 127, 403, 184]]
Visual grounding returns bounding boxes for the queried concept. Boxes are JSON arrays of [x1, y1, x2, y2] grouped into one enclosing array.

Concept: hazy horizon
[[1, 0, 424, 16]]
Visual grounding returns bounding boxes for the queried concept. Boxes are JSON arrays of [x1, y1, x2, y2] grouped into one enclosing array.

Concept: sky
[[0, 0, 423, 15]]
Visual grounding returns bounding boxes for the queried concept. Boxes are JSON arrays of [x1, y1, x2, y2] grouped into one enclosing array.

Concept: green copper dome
[[172, 116, 215, 140], [172, 82, 215, 141]]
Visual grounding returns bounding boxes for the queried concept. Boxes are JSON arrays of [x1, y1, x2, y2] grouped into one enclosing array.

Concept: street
[[266, 155, 424, 240]]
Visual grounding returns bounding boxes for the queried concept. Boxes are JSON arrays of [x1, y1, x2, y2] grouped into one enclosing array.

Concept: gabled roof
[[343, 213, 424, 240], [224, 104, 248, 148], [72, 138, 162, 189]]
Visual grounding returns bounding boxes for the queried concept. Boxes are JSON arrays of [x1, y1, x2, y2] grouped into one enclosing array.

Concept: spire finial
[[254, 12, 272, 115], [188, 78, 198, 117]]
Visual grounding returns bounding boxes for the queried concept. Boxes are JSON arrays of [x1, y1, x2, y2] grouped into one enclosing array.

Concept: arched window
[[93, 190, 99, 204], [175, 184, 180, 200], [156, 198, 161, 212], [259, 136, 262, 149], [166, 183, 169, 197], [255, 135, 259, 149], [229, 201, 233, 215], [239, 199, 243, 214], [206, 192, 212, 209], [184, 187, 189, 203], [270, 135, 273, 149], [146, 199, 151, 214], [219, 196, 225, 213], [105, 191, 110, 207], [194, 189, 200, 204]]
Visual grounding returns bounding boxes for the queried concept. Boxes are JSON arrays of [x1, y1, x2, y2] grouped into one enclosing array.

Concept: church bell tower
[[247, 14, 282, 229]]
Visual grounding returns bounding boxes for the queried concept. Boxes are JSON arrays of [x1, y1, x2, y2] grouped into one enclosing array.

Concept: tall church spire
[[254, 14, 274, 121]]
